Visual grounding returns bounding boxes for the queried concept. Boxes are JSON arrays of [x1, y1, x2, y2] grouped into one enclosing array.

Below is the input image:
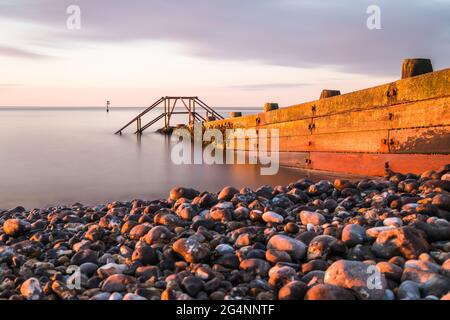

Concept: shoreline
[[0, 164, 449, 300], [0, 166, 374, 212]]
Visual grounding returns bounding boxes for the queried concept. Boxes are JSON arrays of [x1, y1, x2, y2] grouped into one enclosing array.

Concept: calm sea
[[0, 107, 308, 209]]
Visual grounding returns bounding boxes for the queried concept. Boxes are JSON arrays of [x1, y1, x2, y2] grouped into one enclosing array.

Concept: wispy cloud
[[0, 83, 22, 87], [0, 0, 449, 75], [0, 45, 48, 59]]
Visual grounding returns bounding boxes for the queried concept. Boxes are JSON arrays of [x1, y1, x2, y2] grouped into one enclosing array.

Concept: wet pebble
[[101, 274, 137, 292], [1, 165, 449, 300]]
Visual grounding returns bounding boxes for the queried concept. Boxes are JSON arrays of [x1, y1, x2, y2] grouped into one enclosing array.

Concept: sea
[[0, 107, 306, 209]]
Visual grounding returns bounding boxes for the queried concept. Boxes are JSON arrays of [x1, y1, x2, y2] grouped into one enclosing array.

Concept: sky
[[0, 0, 449, 107]]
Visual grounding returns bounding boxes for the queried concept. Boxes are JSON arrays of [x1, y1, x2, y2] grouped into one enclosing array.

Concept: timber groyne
[[205, 59, 450, 176]]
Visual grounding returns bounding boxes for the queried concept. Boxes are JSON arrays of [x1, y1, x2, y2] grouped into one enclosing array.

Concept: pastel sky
[[0, 0, 449, 107]]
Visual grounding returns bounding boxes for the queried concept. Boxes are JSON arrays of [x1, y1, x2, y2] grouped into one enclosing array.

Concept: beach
[[1, 164, 449, 300], [1, 0, 449, 306]]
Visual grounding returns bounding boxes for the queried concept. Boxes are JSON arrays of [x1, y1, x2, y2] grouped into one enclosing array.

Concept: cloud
[[228, 83, 311, 91], [0, 83, 21, 87], [0, 45, 48, 59], [1, 0, 449, 75]]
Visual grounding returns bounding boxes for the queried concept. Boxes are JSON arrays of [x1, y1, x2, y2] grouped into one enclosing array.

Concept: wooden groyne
[[205, 59, 450, 176]]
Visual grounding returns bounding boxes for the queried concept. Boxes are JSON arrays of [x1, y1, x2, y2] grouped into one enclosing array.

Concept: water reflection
[[0, 108, 305, 209]]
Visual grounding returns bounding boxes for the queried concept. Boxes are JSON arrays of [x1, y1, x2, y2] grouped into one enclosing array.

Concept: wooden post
[[168, 98, 172, 127], [320, 90, 341, 99], [263, 103, 279, 112], [192, 98, 196, 125], [164, 98, 167, 128], [189, 99, 192, 125], [137, 117, 141, 134], [402, 58, 433, 79]]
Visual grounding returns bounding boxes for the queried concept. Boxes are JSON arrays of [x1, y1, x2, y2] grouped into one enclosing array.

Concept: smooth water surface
[[0, 107, 307, 209]]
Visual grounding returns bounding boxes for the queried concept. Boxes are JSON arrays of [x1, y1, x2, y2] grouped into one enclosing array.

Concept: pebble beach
[[1, 165, 449, 300]]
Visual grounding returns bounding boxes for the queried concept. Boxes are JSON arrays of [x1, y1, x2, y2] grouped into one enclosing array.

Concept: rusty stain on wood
[[389, 126, 450, 153], [308, 152, 450, 176]]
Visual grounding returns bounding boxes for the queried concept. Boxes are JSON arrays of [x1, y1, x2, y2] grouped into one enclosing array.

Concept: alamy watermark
[[171, 125, 280, 175], [66, 5, 81, 30], [366, 5, 381, 30], [66, 265, 81, 289], [366, 265, 383, 290]]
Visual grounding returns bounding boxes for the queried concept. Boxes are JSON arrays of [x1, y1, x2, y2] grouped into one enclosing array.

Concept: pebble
[[307, 235, 346, 260], [267, 235, 307, 261], [3, 219, 31, 237], [305, 284, 356, 300], [383, 289, 395, 300], [366, 226, 396, 240], [240, 258, 271, 277], [262, 211, 284, 224], [284, 222, 299, 234], [0, 165, 449, 300], [131, 242, 158, 265], [218, 186, 239, 201], [372, 227, 430, 259], [401, 260, 450, 296], [97, 263, 127, 279], [265, 249, 291, 264], [173, 238, 210, 263], [268, 265, 297, 287], [181, 276, 204, 297], [169, 187, 199, 201], [123, 293, 147, 300], [324, 260, 387, 300], [143, 226, 173, 245], [20, 277, 42, 300], [70, 249, 99, 266], [383, 217, 403, 227], [101, 274, 137, 292], [397, 280, 421, 300], [215, 244, 234, 255], [278, 281, 308, 300], [302, 259, 329, 273], [341, 224, 367, 247], [108, 292, 123, 300], [299, 211, 326, 226], [90, 292, 111, 300], [79, 262, 99, 277], [376, 261, 403, 281], [129, 223, 152, 240]]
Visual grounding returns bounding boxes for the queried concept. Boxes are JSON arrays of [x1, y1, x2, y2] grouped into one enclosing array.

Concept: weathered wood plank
[[313, 96, 450, 134], [309, 152, 450, 176], [308, 131, 389, 153], [225, 95, 449, 140], [258, 119, 312, 137], [206, 68, 450, 128], [279, 152, 310, 169], [234, 130, 389, 153], [204, 115, 259, 130], [389, 126, 450, 154], [269, 68, 450, 122]]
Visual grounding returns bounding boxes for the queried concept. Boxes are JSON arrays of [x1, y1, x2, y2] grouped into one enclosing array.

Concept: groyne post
[[320, 90, 341, 99], [136, 117, 142, 133], [264, 103, 279, 112], [402, 58, 433, 79]]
